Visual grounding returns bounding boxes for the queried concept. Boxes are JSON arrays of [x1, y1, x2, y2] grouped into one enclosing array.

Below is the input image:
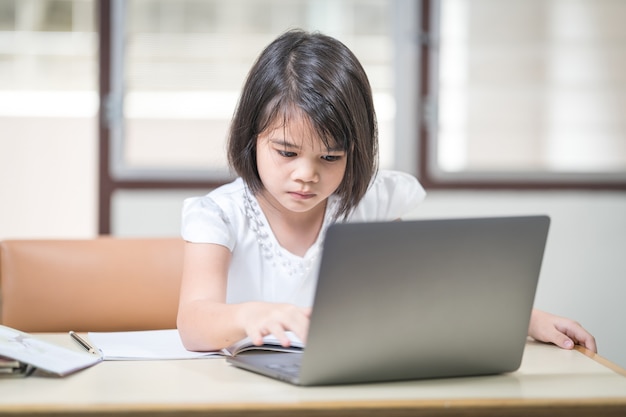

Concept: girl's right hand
[[238, 302, 311, 347]]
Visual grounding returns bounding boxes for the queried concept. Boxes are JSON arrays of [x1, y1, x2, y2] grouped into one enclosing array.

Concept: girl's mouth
[[289, 191, 315, 200]]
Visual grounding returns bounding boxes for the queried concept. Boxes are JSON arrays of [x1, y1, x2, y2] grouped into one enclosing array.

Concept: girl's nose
[[292, 159, 319, 183]]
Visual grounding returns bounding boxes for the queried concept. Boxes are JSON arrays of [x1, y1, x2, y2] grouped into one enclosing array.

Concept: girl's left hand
[[528, 308, 597, 353]]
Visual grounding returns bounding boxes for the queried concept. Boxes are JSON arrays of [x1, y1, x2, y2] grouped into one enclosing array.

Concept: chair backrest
[[0, 238, 184, 332]]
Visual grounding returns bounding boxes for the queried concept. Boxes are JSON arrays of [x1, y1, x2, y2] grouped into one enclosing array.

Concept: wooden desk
[[1, 334, 625, 417]]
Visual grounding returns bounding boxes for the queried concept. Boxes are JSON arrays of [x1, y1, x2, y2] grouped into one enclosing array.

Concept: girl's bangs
[[258, 100, 346, 152]]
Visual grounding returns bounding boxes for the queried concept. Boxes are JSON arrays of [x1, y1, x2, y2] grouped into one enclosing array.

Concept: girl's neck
[[256, 191, 327, 257]]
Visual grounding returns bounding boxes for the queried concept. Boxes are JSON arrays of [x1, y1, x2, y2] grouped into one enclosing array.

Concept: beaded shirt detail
[[242, 190, 338, 281]]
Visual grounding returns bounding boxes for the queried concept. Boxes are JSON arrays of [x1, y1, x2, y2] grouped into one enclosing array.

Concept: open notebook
[[86, 329, 303, 360]]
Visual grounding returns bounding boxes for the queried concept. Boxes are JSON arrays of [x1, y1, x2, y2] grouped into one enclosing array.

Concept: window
[[100, 0, 400, 233], [114, 0, 395, 180], [420, 0, 626, 188]]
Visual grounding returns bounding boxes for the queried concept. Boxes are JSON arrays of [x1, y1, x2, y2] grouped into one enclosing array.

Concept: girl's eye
[[322, 155, 342, 162], [278, 150, 297, 157]]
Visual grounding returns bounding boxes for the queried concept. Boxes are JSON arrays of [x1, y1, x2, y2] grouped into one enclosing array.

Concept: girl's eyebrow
[[325, 145, 346, 153], [269, 139, 345, 153], [269, 139, 300, 149]]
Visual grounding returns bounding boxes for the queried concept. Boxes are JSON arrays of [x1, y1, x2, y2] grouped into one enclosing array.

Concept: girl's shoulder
[[205, 177, 247, 205], [370, 170, 425, 193], [181, 178, 248, 244], [348, 170, 426, 222], [184, 178, 246, 213]]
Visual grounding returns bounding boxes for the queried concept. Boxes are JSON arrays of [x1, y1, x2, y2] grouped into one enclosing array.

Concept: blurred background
[[1, 0, 625, 369]]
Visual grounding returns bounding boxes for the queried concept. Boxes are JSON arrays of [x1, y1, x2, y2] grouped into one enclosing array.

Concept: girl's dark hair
[[227, 29, 378, 219]]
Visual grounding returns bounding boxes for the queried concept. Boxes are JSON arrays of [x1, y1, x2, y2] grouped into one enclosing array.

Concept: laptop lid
[[227, 215, 550, 386]]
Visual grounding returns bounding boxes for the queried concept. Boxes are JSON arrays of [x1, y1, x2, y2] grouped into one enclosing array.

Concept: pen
[[69, 331, 99, 355]]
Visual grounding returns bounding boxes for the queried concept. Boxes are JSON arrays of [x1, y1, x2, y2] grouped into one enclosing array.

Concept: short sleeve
[[181, 195, 236, 250], [348, 170, 426, 222]]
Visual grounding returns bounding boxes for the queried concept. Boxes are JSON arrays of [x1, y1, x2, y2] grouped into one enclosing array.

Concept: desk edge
[[574, 345, 626, 377]]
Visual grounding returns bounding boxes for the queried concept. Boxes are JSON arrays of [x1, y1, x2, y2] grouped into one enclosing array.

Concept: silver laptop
[[227, 215, 550, 386]]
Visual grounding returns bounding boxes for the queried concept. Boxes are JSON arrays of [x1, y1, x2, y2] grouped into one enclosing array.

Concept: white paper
[[88, 329, 222, 360]]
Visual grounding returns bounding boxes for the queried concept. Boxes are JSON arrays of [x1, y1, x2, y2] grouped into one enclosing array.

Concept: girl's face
[[256, 114, 347, 216]]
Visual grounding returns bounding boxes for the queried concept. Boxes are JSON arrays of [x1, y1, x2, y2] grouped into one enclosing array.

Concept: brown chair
[[0, 237, 184, 332]]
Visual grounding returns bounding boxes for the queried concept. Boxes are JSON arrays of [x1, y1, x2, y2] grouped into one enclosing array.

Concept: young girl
[[177, 29, 597, 354]]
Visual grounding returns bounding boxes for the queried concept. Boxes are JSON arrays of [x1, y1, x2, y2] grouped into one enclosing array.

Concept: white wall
[[0, 117, 98, 239]]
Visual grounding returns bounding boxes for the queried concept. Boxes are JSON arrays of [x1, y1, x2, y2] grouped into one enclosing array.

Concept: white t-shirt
[[181, 170, 426, 307]]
